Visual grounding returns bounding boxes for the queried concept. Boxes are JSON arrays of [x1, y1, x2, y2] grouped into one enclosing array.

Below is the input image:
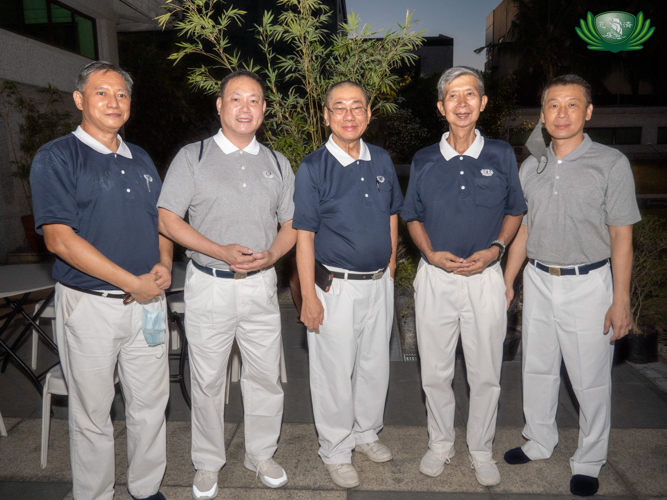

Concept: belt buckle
[[234, 272, 247, 280], [548, 267, 561, 277], [372, 271, 383, 280]]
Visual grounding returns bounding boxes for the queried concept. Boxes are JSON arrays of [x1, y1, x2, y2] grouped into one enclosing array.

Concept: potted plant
[[0, 81, 75, 252], [616, 215, 667, 364]]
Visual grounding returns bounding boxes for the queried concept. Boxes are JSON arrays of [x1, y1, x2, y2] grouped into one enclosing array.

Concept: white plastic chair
[[40, 365, 67, 468], [31, 299, 56, 370], [0, 410, 7, 437], [41, 365, 120, 468], [166, 293, 183, 350]]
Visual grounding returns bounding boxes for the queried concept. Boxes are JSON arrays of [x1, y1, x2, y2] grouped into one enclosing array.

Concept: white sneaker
[[355, 440, 393, 462], [419, 449, 454, 477], [324, 462, 360, 488], [470, 456, 501, 486], [244, 456, 288, 488], [192, 469, 218, 499]]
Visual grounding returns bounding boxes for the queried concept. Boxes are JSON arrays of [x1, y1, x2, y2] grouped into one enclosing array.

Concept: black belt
[[530, 259, 609, 276], [193, 260, 260, 279], [60, 282, 126, 299], [331, 267, 387, 281]]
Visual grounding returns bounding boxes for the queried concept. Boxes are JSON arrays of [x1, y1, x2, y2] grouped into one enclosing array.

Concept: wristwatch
[[489, 240, 506, 261]]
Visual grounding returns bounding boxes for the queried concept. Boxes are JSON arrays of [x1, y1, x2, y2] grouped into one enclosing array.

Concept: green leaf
[[575, 26, 601, 46]]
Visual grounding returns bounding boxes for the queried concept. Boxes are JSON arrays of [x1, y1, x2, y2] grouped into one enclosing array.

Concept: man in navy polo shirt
[[30, 61, 171, 500], [293, 81, 403, 488], [402, 66, 526, 486]]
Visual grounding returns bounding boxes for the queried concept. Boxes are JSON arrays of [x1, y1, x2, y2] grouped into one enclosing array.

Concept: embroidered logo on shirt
[[480, 169, 494, 177], [143, 174, 153, 192], [263, 171, 274, 178]]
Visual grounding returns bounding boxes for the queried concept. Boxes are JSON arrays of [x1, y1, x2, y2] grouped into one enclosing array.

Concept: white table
[[0, 261, 190, 399], [0, 262, 58, 395]]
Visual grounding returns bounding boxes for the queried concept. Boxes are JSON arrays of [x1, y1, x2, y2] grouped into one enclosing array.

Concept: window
[[0, 0, 97, 59], [585, 127, 641, 145], [658, 127, 667, 145]]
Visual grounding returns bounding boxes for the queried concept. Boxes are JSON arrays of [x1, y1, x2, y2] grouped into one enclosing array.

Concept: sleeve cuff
[[34, 217, 79, 235], [156, 201, 188, 219]]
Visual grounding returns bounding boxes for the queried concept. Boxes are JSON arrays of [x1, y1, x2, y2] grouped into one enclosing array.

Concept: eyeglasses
[[327, 105, 367, 116]]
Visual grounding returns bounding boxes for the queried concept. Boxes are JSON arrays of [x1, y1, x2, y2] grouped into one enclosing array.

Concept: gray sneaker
[[244, 456, 288, 488], [470, 456, 501, 486], [192, 469, 218, 499], [324, 462, 360, 488], [355, 440, 393, 462], [419, 449, 454, 477]]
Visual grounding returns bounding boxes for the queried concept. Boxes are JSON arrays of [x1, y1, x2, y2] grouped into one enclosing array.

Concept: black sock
[[504, 447, 531, 465], [570, 474, 599, 496]]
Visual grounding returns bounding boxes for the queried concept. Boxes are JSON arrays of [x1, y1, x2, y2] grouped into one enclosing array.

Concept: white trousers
[[55, 283, 169, 500], [414, 260, 506, 462], [521, 262, 614, 477], [184, 262, 284, 470], [308, 268, 394, 464]]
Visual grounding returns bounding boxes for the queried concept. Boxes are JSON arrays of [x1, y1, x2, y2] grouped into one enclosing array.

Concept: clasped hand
[[223, 244, 275, 273], [427, 247, 498, 276]]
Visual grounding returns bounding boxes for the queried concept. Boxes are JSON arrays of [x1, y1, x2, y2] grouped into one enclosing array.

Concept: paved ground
[[1, 299, 667, 499]]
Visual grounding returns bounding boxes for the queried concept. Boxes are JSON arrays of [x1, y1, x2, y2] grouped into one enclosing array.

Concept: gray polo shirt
[[158, 130, 295, 270], [520, 134, 641, 266]]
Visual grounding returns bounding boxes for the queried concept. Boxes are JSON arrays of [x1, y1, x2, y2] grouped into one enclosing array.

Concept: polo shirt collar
[[547, 133, 593, 162], [72, 126, 132, 158], [439, 129, 484, 161], [213, 129, 260, 155], [325, 135, 371, 167]]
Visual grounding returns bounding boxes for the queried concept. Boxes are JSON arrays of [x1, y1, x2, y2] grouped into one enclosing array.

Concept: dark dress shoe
[[504, 447, 531, 464], [570, 474, 599, 496]]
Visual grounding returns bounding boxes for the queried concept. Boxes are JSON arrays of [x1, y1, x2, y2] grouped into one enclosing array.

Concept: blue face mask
[[142, 306, 166, 347]]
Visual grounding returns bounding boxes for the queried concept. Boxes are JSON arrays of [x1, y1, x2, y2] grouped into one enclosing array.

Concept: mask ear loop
[[536, 156, 548, 174]]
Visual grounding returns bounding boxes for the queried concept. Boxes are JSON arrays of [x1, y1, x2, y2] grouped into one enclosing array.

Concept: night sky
[[346, 0, 502, 69]]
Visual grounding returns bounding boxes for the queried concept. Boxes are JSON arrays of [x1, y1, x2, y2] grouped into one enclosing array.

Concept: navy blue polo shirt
[[30, 131, 162, 290], [293, 140, 404, 272], [402, 132, 526, 261]]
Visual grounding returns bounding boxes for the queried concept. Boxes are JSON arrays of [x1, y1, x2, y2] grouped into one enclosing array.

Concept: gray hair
[[437, 66, 485, 101], [75, 61, 134, 97]]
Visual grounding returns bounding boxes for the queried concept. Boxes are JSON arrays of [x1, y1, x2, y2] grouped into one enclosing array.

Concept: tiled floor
[[1, 301, 667, 499]]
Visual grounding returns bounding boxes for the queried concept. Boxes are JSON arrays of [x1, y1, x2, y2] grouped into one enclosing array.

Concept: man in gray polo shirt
[[503, 75, 641, 497], [158, 70, 296, 498]]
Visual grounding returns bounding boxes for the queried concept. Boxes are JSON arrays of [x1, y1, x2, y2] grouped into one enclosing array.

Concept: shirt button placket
[[554, 159, 562, 195]]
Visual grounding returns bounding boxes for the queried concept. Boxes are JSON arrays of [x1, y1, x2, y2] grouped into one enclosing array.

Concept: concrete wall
[[0, 29, 93, 93], [0, 0, 121, 262], [511, 106, 667, 161], [0, 80, 79, 262]]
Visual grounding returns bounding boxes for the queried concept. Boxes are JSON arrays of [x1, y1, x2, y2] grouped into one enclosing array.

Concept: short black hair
[[324, 80, 369, 108], [76, 61, 133, 97], [541, 74, 592, 108], [219, 70, 265, 101]]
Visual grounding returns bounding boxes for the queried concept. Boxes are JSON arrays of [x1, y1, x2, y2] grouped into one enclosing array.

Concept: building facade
[[0, 0, 168, 262], [484, 0, 667, 161]]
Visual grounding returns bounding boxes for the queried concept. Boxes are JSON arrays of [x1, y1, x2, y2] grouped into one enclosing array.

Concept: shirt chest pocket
[[474, 176, 506, 208], [259, 173, 281, 210], [375, 179, 392, 213]]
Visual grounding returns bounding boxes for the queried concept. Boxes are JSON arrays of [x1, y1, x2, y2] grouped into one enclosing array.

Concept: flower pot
[[20, 214, 47, 253], [615, 329, 659, 364]]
